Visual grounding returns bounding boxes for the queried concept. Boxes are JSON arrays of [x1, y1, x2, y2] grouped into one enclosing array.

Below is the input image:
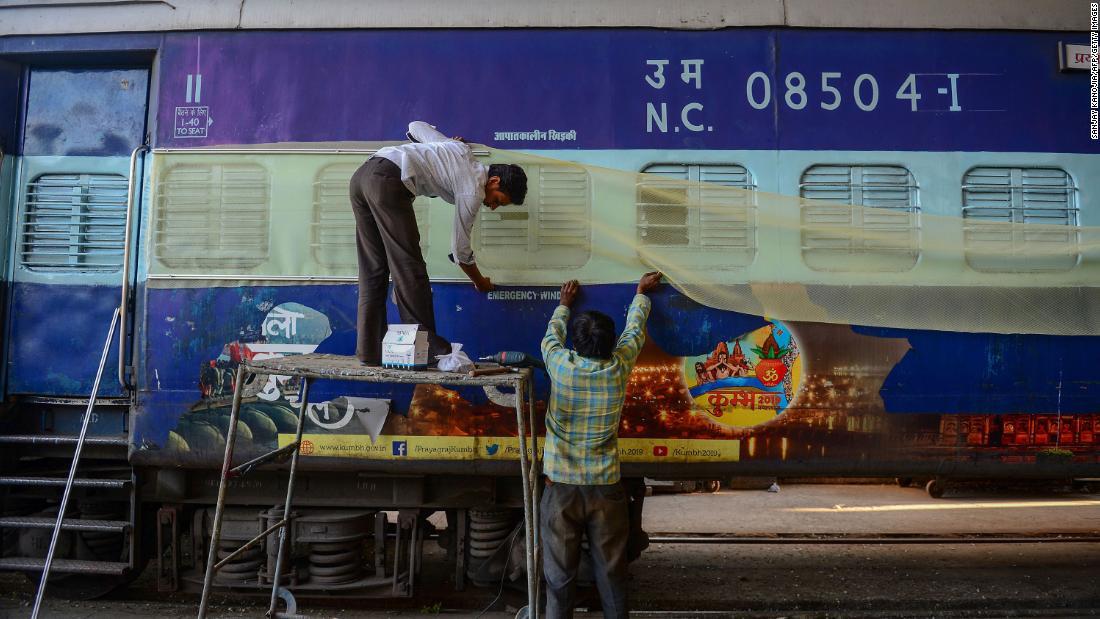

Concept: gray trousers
[[350, 157, 451, 364], [540, 481, 630, 619]]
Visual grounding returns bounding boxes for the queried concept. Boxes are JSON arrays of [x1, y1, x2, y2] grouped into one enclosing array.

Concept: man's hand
[[474, 277, 494, 293], [637, 271, 663, 295], [560, 280, 579, 307], [459, 262, 494, 293]]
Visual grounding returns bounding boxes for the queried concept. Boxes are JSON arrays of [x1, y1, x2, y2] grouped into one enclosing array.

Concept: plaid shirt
[[541, 294, 651, 485]]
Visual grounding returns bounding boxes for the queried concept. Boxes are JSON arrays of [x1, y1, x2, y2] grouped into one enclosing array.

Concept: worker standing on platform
[[540, 271, 663, 619], [350, 121, 528, 365]]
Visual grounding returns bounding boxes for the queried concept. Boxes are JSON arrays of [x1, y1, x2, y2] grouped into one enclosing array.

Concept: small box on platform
[[382, 324, 429, 369]]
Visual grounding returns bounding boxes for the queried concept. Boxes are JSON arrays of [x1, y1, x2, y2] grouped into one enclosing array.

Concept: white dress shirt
[[374, 121, 487, 265]]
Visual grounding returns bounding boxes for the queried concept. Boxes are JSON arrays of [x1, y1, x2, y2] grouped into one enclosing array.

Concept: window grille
[[636, 163, 756, 268], [476, 164, 590, 269], [311, 162, 429, 270], [962, 167, 1079, 272], [154, 163, 271, 269], [20, 173, 128, 271], [799, 164, 920, 272]]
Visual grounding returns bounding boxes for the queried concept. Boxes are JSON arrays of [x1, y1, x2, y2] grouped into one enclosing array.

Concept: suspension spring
[[307, 539, 363, 585], [214, 538, 262, 585], [467, 509, 516, 582]]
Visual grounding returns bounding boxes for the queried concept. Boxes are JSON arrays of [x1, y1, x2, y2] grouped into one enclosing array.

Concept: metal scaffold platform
[[197, 354, 542, 619]]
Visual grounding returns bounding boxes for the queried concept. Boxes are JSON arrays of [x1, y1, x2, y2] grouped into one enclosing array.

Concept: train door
[[0, 60, 19, 397], [3, 66, 149, 400]]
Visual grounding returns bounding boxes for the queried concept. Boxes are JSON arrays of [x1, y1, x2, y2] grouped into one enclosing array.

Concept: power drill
[[479, 351, 545, 371]]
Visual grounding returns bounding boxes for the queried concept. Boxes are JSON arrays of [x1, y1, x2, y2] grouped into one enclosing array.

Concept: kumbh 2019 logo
[[684, 321, 801, 429]]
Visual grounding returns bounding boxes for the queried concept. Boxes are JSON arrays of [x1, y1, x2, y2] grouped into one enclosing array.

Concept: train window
[[474, 164, 590, 269], [962, 167, 1079, 272], [636, 163, 756, 268], [154, 163, 271, 269], [19, 173, 128, 272], [310, 162, 429, 270], [799, 165, 920, 272]]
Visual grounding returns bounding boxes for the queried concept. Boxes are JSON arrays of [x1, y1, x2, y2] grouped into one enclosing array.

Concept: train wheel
[[703, 480, 721, 494], [17, 502, 145, 600], [23, 572, 138, 601], [925, 479, 946, 499], [895, 477, 913, 488]]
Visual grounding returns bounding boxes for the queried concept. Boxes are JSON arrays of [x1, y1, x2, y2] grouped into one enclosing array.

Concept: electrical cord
[[476, 523, 525, 618]]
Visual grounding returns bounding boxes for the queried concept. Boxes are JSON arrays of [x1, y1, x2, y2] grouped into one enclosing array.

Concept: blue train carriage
[[0, 0, 1097, 599], [129, 27, 1100, 480]]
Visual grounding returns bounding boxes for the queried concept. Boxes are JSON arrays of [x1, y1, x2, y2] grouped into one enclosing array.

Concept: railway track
[[648, 531, 1100, 544]]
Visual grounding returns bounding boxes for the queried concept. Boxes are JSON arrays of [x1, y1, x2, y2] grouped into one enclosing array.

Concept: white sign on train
[[487, 289, 561, 301], [174, 106, 211, 138], [1061, 42, 1092, 71]]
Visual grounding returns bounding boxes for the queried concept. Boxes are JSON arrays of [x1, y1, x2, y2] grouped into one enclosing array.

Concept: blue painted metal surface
[[0, 29, 1091, 153], [153, 29, 1096, 153], [7, 283, 123, 396], [853, 326, 1096, 414], [0, 59, 20, 155], [24, 69, 149, 157], [0, 34, 162, 55]]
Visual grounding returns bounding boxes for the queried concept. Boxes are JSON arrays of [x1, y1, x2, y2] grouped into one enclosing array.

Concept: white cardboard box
[[382, 324, 429, 369]]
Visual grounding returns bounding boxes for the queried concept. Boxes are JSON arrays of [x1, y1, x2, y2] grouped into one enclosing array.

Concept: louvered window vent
[[636, 163, 757, 268], [154, 163, 271, 269], [962, 167, 1079, 272], [20, 173, 128, 272], [476, 164, 590, 269], [311, 162, 429, 270], [799, 164, 920, 272]]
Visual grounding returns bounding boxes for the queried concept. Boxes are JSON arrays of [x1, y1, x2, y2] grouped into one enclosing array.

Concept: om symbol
[[707, 393, 729, 417]]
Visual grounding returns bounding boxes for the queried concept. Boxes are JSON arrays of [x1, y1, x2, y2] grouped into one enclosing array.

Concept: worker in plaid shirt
[[540, 271, 662, 619]]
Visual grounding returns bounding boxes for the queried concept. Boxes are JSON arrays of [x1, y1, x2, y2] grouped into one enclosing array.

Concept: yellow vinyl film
[[148, 145, 1100, 336]]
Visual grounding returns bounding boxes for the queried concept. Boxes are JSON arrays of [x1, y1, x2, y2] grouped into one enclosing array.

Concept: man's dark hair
[[571, 310, 616, 360], [489, 163, 528, 205]]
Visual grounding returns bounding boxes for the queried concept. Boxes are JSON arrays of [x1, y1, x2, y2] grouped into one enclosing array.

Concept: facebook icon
[[391, 441, 408, 456]]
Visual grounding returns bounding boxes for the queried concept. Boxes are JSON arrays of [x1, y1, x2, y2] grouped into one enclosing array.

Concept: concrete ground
[[643, 482, 1100, 535], [2, 482, 1098, 618]]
